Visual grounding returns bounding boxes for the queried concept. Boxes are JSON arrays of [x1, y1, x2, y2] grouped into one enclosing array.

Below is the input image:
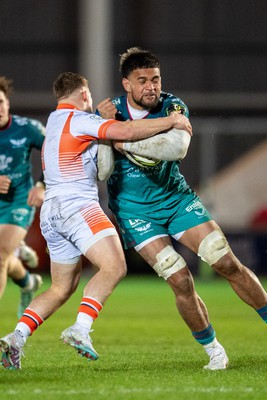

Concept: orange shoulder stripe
[[98, 120, 118, 139]]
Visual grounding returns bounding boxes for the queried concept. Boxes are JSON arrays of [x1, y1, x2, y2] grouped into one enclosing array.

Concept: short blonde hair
[[53, 72, 88, 100]]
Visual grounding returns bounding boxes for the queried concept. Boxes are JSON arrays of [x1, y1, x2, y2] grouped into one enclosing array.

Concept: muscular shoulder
[[156, 92, 189, 118], [12, 114, 45, 136]]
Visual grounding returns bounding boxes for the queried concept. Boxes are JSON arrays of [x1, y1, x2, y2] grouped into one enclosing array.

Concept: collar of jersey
[[0, 115, 12, 130], [56, 103, 80, 110]]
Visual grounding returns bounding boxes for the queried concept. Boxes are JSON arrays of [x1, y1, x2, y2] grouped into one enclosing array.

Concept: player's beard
[[133, 93, 160, 110]]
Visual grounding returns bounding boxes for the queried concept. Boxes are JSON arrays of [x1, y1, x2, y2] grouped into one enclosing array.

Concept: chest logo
[[10, 138, 27, 147]]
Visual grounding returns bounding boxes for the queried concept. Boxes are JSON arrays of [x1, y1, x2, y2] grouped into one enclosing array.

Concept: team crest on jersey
[[165, 103, 186, 116], [0, 155, 13, 171], [10, 138, 27, 147]]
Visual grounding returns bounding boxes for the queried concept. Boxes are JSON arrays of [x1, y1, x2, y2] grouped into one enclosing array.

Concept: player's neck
[[127, 100, 149, 120], [0, 115, 11, 130]]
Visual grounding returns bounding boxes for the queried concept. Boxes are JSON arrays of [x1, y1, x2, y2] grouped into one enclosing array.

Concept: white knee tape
[[153, 245, 186, 280], [198, 229, 230, 266]]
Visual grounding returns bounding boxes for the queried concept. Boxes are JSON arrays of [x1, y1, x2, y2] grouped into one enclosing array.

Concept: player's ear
[[81, 90, 87, 101], [122, 78, 130, 93]]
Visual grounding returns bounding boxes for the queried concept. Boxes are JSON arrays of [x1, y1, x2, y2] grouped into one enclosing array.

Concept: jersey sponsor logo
[[88, 114, 104, 123], [8, 172, 23, 180], [135, 222, 152, 232], [186, 200, 206, 216], [0, 155, 13, 171], [13, 116, 28, 126], [128, 218, 147, 228], [128, 218, 152, 233], [112, 98, 121, 106], [30, 119, 45, 132], [11, 208, 29, 222], [126, 164, 162, 178], [10, 138, 27, 147]]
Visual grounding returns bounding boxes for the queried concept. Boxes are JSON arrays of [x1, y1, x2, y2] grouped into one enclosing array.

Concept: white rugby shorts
[[40, 195, 117, 263]]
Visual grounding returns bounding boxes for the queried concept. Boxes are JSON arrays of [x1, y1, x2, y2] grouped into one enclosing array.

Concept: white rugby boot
[[18, 274, 43, 319], [0, 331, 24, 370], [18, 241, 39, 268], [60, 326, 99, 361], [203, 345, 229, 370]]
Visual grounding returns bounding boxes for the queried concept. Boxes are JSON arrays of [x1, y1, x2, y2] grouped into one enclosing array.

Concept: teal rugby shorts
[[0, 193, 35, 229], [114, 194, 212, 249]]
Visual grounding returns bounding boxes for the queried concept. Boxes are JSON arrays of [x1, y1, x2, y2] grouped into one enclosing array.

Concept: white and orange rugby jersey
[[42, 104, 116, 200]]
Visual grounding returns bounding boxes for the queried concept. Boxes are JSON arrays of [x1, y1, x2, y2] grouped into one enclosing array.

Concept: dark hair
[[119, 47, 160, 78], [53, 72, 88, 100], [0, 76, 14, 98]]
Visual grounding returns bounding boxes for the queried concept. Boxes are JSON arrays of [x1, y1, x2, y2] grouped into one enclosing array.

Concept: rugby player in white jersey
[[0, 71, 191, 369]]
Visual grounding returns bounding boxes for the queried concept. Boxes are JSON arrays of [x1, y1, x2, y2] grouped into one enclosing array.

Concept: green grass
[[0, 275, 266, 400]]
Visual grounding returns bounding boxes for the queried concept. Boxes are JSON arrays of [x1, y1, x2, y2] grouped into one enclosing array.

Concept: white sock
[[15, 322, 31, 344], [73, 313, 94, 337], [203, 338, 222, 356]]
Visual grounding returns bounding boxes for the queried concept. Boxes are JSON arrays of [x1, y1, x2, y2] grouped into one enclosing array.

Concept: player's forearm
[[107, 114, 178, 141], [122, 129, 191, 161]]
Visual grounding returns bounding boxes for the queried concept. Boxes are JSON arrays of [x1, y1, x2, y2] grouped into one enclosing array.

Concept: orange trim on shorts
[[80, 203, 114, 234]]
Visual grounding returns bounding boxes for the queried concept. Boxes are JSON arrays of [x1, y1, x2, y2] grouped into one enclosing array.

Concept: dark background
[[1, 0, 266, 274]]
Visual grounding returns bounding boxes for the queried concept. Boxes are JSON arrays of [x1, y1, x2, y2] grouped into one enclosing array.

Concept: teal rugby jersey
[[107, 91, 195, 216], [0, 114, 45, 202]]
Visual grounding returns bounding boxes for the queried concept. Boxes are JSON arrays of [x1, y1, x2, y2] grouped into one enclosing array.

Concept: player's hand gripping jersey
[[107, 92, 195, 216], [42, 104, 115, 200]]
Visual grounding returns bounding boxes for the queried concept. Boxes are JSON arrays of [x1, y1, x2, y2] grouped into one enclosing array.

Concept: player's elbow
[[175, 136, 190, 160], [160, 129, 191, 161]]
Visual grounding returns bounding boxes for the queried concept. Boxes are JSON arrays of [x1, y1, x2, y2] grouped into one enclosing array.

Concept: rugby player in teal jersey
[[0, 76, 44, 318], [97, 47, 267, 370]]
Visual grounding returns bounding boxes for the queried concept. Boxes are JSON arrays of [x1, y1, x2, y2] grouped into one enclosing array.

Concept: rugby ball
[[123, 151, 161, 168]]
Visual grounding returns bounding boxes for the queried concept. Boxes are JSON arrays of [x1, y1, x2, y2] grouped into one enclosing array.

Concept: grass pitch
[[0, 274, 266, 400]]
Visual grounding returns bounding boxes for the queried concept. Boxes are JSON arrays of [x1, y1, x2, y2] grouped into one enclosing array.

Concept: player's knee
[[116, 261, 127, 280], [198, 229, 231, 266], [105, 259, 127, 284], [152, 245, 186, 280], [212, 253, 242, 277], [0, 251, 9, 270], [174, 270, 195, 295]]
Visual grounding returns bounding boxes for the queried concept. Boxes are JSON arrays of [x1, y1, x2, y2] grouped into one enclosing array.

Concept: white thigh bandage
[[198, 229, 230, 265], [153, 245, 186, 280]]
